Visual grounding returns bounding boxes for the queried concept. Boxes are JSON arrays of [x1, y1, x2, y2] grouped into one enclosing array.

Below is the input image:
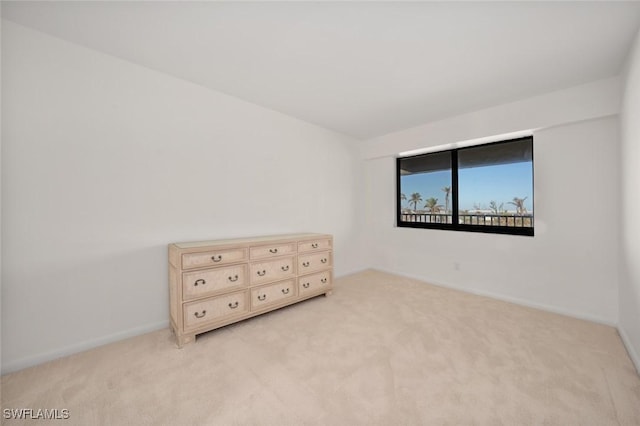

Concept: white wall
[[363, 83, 622, 325], [620, 28, 640, 373], [1, 21, 364, 373]]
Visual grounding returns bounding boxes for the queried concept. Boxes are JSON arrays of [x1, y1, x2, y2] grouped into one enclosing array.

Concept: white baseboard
[[618, 325, 640, 375], [370, 267, 618, 327], [4, 268, 633, 376], [1, 320, 169, 375], [335, 267, 371, 279], [1, 268, 366, 375]]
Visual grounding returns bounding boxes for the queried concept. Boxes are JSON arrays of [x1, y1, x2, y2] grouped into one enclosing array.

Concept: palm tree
[[488, 200, 504, 215], [400, 193, 407, 207], [441, 186, 451, 213], [508, 197, 528, 215], [409, 193, 422, 211], [424, 197, 443, 213]]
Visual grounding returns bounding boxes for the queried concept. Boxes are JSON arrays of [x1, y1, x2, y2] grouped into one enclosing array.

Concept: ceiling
[[3, 1, 640, 140]]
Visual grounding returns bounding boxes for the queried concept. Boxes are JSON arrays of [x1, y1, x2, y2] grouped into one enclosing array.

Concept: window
[[397, 136, 533, 236]]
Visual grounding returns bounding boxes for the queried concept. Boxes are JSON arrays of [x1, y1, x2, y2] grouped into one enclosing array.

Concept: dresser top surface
[[171, 233, 331, 249]]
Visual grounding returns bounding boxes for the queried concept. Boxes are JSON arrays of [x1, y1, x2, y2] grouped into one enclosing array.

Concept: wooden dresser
[[168, 233, 333, 347]]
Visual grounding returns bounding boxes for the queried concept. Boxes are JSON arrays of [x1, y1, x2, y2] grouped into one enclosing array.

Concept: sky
[[400, 162, 533, 212]]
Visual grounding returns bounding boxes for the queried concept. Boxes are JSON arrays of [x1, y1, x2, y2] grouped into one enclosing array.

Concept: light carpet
[[2, 269, 639, 425]]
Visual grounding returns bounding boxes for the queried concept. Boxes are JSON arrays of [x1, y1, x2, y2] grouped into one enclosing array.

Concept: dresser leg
[[324, 290, 333, 297], [176, 334, 195, 348]]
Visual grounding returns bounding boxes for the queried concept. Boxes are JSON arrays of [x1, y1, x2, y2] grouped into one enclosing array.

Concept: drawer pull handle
[[281, 265, 289, 271], [228, 301, 239, 309], [303, 282, 310, 288], [194, 279, 206, 287], [321, 258, 328, 264], [194, 310, 206, 319], [257, 270, 266, 276], [282, 288, 290, 295], [302, 262, 310, 267], [211, 255, 222, 263], [258, 294, 267, 301], [269, 248, 278, 254], [228, 275, 239, 282], [321, 278, 327, 284], [312, 243, 319, 248]]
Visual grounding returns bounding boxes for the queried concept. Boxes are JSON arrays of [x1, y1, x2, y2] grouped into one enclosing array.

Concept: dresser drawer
[[298, 270, 332, 296], [250, 256, 295, 285], [182, 248, 248, 270], [298, 251, 332, 274], [250, 242, 296, 260], [298, 238, 332, 253], [182, 264, 248, 301], [183, 290, 248, 330], [251, 279, 297, 311]]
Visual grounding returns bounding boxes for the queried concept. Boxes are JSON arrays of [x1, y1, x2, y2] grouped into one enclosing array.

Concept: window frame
[[396, 136, 534, 237]]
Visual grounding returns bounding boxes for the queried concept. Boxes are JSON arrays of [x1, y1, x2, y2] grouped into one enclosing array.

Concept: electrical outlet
[[454, 262, 460, 271]]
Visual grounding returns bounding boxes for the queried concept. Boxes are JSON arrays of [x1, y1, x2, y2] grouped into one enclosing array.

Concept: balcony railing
[[401, 213, 533, 227]]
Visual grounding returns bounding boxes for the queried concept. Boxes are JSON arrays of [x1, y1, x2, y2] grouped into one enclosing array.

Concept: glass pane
[[399, 151, 452, 224], [457, 138, 533, 228]]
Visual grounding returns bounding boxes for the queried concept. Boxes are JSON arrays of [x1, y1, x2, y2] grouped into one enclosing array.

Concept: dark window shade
[[458, 139, 532, 170], [399, 151, 451, 175]]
